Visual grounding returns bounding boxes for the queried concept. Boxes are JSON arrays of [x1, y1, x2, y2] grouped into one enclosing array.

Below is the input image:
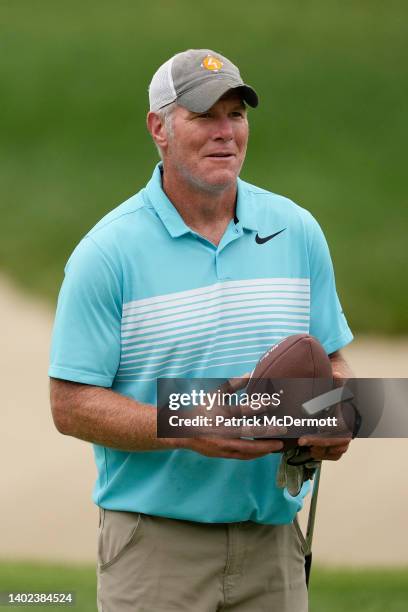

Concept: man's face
[[163, 91, 249, 193]]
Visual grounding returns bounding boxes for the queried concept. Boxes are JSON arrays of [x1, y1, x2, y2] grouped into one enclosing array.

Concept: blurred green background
[[1, 0, 407, 332]]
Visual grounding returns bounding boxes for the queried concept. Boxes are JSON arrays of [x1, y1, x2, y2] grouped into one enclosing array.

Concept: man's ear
[[146, 112, 169, 151]]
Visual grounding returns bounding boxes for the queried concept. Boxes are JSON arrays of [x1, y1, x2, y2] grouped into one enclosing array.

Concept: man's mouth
[[206, 153, 235, 158]]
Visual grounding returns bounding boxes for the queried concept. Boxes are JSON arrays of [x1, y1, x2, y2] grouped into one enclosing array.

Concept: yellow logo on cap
[[202, 55, 223, 72]]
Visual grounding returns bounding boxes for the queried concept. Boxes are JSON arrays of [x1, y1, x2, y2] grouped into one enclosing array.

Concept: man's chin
[[193, 170, 238, 193]]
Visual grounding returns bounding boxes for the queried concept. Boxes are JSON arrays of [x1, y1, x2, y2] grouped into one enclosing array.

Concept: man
[[49, 49, 353, 611]]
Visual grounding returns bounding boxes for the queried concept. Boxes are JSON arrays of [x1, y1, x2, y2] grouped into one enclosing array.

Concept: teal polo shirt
[[49, 163, 353, 524]]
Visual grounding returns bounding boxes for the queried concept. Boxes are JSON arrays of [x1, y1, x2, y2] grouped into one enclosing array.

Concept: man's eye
[[231, 111, 244, 118], [197, 113, 211, 119]]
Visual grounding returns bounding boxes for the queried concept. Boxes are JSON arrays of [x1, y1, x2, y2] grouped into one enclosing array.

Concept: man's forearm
[[50, 378, 177, 452]]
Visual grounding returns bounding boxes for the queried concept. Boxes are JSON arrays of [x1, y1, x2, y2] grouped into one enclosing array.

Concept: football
[[246, 333, 333, 448]]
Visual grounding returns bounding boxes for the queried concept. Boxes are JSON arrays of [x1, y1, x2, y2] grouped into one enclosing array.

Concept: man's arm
[[50, 377, 284, 460], [50, 378, 168, 451]]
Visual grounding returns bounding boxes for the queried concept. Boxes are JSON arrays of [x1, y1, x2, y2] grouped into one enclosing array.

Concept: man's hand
[[296, 350, 353, 460], [171, 374, 285, 459], [297, 350, 353, 461], [178, 436, 284, 460], [297, 435, 351, 461]]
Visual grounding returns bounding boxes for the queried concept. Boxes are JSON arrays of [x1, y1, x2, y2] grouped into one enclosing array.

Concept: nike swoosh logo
[[255, 228, 286, 244]]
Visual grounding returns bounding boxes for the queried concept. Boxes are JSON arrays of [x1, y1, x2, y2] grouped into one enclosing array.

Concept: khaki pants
[[97, 509, 308, 612]]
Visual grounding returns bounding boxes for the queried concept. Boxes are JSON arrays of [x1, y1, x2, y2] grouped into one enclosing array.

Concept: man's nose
[[213, 117, 234, 141]]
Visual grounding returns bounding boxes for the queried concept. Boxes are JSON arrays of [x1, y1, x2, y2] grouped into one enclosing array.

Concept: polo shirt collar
[[236, 178, 259, 232], [144, 164, 191, 238], [144, 163, 259, 237]]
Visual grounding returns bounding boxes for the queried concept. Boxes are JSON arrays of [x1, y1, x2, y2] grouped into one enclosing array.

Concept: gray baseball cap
[[148, 49, 259, 113]]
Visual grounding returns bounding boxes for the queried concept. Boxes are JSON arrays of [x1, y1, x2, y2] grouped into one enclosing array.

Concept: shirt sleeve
[[304, 212, 353, 354], [48, 236, 122, 386]]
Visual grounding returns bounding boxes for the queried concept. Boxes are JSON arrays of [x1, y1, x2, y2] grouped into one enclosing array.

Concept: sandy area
[[1, 275, 407, 565]]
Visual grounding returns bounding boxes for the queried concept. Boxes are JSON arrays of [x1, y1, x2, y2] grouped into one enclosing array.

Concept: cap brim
[[177, 79, 259, 113]]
